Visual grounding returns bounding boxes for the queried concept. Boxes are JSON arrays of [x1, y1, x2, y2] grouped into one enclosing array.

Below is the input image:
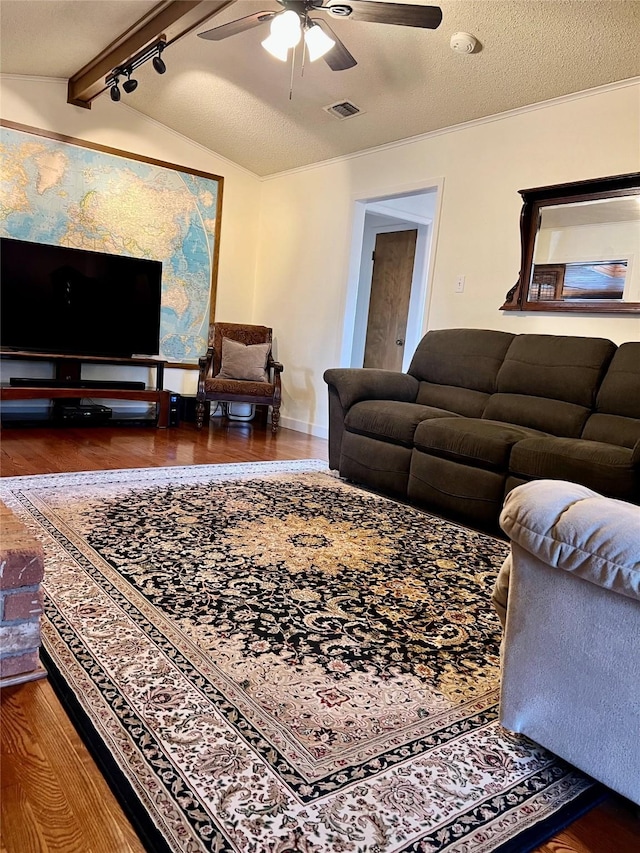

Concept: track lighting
[[152, 44, 166, 74], [122, 68, 138, 94], [105, 38, 167, 102]]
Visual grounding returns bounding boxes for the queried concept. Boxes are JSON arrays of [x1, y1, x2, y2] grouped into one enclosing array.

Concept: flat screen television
[[1, 237, 162, 358]]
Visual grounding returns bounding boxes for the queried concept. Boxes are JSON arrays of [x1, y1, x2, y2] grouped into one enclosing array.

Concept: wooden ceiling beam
[[67, 0, 235, 109]]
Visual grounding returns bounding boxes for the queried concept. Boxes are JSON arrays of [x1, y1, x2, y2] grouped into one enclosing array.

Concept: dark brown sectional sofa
[[324, 329, 640, 529]]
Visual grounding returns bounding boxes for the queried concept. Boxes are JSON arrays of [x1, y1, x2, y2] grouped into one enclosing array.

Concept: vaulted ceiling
[[1, 1, 639, 176]]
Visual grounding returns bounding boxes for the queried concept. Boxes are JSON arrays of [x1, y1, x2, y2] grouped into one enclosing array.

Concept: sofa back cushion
[[409, 328, 515, 417], [483, 334, 616, 437], [582, 342, 640, 447]]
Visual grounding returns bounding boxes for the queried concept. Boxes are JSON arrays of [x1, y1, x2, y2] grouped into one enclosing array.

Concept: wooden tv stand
[[0, 351, 170, 428]]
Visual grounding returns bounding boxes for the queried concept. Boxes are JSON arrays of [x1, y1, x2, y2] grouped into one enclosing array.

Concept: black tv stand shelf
[[9, 377, 146, 390], [1, 351, 170, 428]]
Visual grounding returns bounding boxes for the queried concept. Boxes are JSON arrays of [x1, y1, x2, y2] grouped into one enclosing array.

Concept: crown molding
[[261, 76, 640, 182]]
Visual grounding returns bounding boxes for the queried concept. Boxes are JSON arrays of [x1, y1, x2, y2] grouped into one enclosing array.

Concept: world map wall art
[[0, 121, 223, 363]]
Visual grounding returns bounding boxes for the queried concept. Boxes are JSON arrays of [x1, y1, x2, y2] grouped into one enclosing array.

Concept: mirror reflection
[[528, 196, 640, 303]]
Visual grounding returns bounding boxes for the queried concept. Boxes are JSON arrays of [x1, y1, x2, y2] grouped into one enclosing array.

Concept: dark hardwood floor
[[1, 422, 638, 853]]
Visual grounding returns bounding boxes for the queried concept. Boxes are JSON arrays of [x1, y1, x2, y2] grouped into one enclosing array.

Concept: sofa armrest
[[499, 479, 640, 603], [323, 369, 420, 470], [323, 368, 419, 411]]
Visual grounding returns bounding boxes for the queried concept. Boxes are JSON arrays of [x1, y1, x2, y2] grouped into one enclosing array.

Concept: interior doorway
[[342, 183, 441, 370], [364, 229, 417, 370]]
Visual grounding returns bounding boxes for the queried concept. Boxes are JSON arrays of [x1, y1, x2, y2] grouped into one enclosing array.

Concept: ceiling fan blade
[[327, 2, 442, 29], [198, 11, 276, 41], [310, 18, 357, 70]]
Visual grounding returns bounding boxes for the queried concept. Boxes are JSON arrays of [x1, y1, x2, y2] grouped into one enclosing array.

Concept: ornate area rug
[[0, 460, 599, 853]]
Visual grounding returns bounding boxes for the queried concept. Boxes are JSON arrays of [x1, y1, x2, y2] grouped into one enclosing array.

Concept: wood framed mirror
[[501, 172, 640, 314]]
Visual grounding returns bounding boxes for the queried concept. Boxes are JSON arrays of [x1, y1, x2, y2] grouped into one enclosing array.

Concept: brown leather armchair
[[196, 323, 283, 433]]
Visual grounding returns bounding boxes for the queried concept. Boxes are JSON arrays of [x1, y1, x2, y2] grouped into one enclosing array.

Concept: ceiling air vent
[[323, 100, 364, 120]]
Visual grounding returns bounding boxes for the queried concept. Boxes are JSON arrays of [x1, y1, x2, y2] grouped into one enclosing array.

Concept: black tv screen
[[1, 238, 162, 358]]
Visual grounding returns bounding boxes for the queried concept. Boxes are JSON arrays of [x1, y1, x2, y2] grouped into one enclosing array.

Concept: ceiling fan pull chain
[[289, 43, 296, 100]]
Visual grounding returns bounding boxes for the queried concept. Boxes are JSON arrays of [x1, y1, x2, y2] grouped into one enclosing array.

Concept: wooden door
[[363, 229, 417, 370]]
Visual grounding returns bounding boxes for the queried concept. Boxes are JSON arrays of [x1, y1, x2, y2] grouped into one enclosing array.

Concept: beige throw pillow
[[216, 337, 269, 382]]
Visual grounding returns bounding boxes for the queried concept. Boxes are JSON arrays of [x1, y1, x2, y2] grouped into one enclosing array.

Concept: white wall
[[0, 75, 262, 396], [253, 82, 640, 435], [3, 77, 639, 433]]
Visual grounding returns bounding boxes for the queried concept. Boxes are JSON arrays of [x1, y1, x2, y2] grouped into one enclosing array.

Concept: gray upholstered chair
[[493, 479, 640, 805], [196, 323, 283, 433]]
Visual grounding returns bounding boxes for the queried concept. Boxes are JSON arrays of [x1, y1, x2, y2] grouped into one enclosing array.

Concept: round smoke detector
[[450, 32, 478, 54]]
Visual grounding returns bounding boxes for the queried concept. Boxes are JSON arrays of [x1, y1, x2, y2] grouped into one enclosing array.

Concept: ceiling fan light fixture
[[261, 33, 289, 61], [304, 23, 335, 61], [270, 9, 302, 48]]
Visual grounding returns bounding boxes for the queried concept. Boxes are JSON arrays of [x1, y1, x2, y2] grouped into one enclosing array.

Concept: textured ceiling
[[1, 1, 639, 176]]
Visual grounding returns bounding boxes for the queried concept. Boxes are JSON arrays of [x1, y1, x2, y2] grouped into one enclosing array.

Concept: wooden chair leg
[[195, 400, 205, 429], [271, 404, 280, 434]]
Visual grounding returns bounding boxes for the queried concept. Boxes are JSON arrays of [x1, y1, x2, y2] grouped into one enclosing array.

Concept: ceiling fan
[[198, 1, 443, 71]]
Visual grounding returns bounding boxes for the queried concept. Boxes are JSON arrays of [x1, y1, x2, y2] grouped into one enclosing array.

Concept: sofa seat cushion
[[414, 418, 548, 471], [344, 400, 462, 447], [510, 437, 639, 500], [482, 393, 591, 438]]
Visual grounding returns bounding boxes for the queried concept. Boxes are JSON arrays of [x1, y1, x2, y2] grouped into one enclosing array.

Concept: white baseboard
[[279, 415, 328, 439]]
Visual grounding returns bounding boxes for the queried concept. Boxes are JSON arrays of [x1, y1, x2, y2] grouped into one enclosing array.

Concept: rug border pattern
[[0, 461, 602, 853]]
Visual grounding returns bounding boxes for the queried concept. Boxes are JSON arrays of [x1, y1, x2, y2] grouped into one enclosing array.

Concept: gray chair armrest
[[323, 368, 419, 412], [500, 479, 640, 603]]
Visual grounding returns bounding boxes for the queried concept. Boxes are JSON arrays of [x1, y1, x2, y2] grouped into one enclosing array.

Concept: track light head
[[152, 44, 166, 74], [106, 40, 167, 102], [122, 68, 138, 93]]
